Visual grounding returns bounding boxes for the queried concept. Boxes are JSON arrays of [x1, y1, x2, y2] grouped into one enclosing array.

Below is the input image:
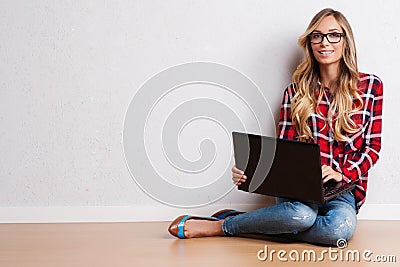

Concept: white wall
[[0, 0, 399, 222]]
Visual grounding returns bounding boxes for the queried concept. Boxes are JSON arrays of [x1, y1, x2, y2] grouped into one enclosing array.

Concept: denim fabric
[[222, 192, 357, 246]]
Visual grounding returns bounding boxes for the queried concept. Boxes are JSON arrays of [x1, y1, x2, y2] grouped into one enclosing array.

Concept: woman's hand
[[321, 165, 343, 184], [231, 165, 246, 185]]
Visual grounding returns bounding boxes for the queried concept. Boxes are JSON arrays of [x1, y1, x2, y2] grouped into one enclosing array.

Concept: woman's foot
[[168, 215, 225, 238], [184, 219, 225, 238]]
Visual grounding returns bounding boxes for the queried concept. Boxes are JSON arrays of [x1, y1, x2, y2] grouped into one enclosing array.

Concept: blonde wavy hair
[[291, 8, 363, 142]]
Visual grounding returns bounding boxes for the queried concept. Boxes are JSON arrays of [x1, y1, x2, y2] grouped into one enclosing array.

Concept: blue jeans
[[222, 192, 357, 246]]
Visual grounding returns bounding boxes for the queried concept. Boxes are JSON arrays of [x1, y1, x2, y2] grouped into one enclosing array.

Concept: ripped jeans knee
[[276, 199, 318, 234]]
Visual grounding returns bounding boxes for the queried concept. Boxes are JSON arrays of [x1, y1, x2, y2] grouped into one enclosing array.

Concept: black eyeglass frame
[[308, 32, 345, 44]]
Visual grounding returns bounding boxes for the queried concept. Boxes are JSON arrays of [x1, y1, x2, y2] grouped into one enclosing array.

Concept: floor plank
[[0, 220, 398, 266]]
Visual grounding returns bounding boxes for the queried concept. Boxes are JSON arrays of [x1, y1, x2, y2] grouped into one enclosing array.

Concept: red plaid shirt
[[278, 73, 383, 211]]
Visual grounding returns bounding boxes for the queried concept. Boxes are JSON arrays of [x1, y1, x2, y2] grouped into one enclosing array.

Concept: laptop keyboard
[[324, 186, 345, 196]]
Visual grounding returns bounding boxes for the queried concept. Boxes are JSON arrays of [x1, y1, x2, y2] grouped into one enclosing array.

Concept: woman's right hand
[[231, 165, 247, 185]]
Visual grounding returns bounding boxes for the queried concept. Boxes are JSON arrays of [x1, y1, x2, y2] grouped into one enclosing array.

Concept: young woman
[[168, 8, 383, 246]]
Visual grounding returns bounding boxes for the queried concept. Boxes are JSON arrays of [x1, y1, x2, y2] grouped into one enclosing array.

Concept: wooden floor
[[0, 221, 398, 266]]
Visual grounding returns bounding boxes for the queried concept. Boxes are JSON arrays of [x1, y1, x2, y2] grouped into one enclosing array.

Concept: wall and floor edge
[[0, 204, 398, 223]]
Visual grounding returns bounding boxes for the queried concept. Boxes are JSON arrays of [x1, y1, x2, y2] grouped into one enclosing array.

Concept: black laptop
[[232, 131, 355, 204]]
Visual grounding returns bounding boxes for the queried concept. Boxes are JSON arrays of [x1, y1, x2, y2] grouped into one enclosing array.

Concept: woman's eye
[[312, 33, 322, 39], [329, 33, 340, 38]]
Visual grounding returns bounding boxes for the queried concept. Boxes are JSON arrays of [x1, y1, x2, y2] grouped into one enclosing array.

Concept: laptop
[[232, 131, 355, 204]]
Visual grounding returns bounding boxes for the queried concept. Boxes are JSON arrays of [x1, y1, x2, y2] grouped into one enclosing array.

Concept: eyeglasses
[[309, 32, 344, 44]]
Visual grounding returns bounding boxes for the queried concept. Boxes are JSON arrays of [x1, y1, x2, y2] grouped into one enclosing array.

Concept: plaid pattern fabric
[[278, 73, 383, 211]]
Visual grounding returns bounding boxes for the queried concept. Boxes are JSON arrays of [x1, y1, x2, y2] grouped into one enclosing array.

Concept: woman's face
[[310, 16, 344, 68]]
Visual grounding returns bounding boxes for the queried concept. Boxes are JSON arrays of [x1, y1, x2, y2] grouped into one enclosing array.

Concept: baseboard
[[0, 204, 399, 223]]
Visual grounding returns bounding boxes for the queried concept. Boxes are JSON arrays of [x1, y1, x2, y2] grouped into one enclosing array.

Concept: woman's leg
[[222, 199, 318, 236], [281, 192, 357, 246]]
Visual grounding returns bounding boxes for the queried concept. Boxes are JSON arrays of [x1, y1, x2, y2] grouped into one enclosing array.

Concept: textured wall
[[0, 0, 398, 210]]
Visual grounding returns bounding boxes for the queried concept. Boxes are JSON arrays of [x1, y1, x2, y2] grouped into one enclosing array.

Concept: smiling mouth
[[319, 51, 334, 55]]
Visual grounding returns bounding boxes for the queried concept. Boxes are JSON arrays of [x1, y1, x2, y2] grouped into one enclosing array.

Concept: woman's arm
[[341, 77, 383, 182], [278, 85, 299, 140]]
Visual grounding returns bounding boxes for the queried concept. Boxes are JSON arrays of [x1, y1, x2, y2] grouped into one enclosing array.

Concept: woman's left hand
[[321, 165, 343, 184]]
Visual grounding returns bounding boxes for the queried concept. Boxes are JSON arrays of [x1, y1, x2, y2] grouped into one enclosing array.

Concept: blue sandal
[[168, 215, 219, 239]]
